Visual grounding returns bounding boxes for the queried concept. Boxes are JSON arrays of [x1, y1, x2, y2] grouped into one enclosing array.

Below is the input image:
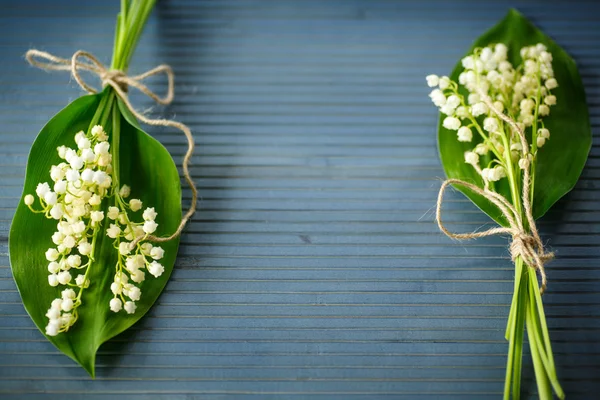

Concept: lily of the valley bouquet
[[429, 10, 590, 400], [9, 1, 196, 376]]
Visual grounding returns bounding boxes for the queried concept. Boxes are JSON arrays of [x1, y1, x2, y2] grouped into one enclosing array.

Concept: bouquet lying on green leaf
[[429, 10, 590, 400], [9, 1, 196, 376]]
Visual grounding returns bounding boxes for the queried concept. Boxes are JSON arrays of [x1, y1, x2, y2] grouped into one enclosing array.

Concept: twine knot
[[510, 232, 554, 271], [25, 49, 197, 246], [101, 69, 128, 92], [510, 233, 537, 262], [436, 90, 554, 294]]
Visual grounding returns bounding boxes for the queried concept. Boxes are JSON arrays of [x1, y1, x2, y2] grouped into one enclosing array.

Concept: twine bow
[[436, 90, 553, 294], [25, 49, 197, 246]]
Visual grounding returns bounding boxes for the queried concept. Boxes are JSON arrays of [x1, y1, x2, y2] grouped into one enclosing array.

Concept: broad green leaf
[[438, 9, 591, 225], [9, 90, 182, 376]]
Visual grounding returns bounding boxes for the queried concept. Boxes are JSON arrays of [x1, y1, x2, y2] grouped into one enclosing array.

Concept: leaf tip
[[82, 360, 96, 379], [74, 348, 97, 379], [505, 8, 526, 23]]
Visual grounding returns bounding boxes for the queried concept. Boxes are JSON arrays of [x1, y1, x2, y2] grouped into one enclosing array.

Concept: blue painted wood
[[0, 0, 599, 398]]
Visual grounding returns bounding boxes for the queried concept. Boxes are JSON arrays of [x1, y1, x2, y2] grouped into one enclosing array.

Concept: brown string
[[436, 90, 553, 294], [25, 49, 197, 246]]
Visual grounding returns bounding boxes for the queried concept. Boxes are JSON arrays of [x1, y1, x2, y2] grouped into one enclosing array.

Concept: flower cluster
[[25, 125, 111, 336], [25, 124, 166, 336], [105, 188, 165, 315], [426, 43, 557, 184]]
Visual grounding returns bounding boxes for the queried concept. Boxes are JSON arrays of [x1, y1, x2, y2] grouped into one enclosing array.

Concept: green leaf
[[437, 9, 591, 225], [9, 91, 182, 376]]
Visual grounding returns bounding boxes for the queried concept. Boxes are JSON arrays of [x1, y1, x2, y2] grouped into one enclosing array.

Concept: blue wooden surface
[[1, 0, 599, 398]]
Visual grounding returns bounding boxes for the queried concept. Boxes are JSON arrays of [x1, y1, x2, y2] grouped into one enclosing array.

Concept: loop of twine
[[436, 90, 553, 294], [25, 49, 197, 247]]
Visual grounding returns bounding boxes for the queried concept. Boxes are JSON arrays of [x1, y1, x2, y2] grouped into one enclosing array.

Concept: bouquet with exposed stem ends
[[9, 0, 197, 376], [429, 10, 590, 400]]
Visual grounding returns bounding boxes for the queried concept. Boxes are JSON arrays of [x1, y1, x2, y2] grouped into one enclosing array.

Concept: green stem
[[503, 288, 518, 398], [504, 257, 527, 400], [74, 224, 100, 306], [530, 270, 555, 373], [527, 287, 551, 372], [505, 270, 520, 340], [111, 0, 157, 71], [467, 116, 504, 161], [526, 280, 557, 399], [530, 64, 542, 204], [529, 268, 565, 399], [112, 102, 121, 189], [526, 302, 553, 400], [110, 99, 136, 237], [94, 91, 116, 131], [513, 260, 527, 400], [499, 122, 522, 218], [88, 93, 110, 132], [110, 100, 137, 235]]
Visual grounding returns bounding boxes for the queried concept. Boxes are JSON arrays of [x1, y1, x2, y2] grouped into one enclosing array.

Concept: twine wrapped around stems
[[436, 89, 553, 293], [25, 49, 197, 246]]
